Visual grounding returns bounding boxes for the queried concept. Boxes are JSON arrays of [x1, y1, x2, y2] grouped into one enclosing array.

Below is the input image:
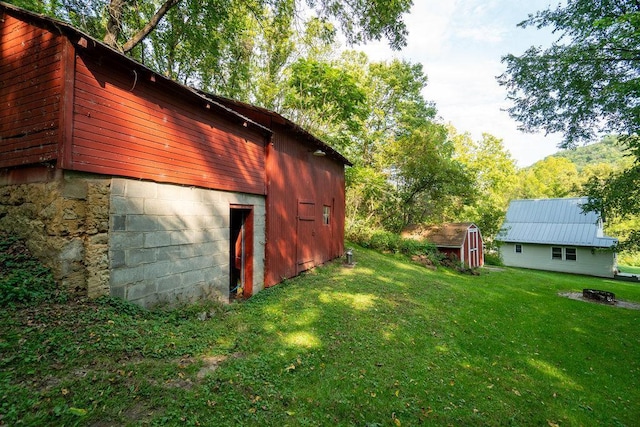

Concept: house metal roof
[[497, 198, 617, 248]]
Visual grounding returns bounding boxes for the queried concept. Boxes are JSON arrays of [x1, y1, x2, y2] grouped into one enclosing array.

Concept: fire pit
[[583, 289, 616, 304]]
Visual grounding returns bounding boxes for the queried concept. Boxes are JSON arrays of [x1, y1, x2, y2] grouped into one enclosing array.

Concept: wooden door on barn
[[297, 200, 316, 273], [230, 205, 254, 299]]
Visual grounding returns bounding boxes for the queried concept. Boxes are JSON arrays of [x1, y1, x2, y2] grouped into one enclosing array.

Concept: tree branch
[[122, 0, 181, 54]]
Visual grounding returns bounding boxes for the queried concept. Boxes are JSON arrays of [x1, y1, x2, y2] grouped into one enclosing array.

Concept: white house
[[497, 198, 617, 278]]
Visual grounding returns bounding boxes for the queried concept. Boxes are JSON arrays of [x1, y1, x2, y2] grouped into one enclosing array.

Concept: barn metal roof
[[497, 198, 617, 248]]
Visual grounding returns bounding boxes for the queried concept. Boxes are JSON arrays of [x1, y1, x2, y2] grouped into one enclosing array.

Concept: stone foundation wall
[[0, 171, 266, 306], [0, 170, 110, 297], [109, 178, 266, 308]]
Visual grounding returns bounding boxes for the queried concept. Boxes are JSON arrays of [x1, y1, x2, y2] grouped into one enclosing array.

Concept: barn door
[[297, 200, 316, 273], [230, 206, 253, 299]]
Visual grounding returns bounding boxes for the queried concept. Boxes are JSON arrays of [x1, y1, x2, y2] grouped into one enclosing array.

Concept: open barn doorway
[[230, 205, 254, 300]]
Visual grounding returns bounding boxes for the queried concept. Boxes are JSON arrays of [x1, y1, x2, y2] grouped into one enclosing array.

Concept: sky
[[358, 0, 562, 167]]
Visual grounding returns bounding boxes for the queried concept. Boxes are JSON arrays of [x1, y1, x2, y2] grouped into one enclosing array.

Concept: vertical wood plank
[[57, 38, 75, 169]]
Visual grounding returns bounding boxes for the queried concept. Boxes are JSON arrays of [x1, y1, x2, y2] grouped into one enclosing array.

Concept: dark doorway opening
[[230, 206, 254, 300]]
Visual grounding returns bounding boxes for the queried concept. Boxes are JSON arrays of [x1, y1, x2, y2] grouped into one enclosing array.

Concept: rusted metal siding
[[264, 124, 346, 287], [0, 12, 61, 167], [70, 53, 267, 194]]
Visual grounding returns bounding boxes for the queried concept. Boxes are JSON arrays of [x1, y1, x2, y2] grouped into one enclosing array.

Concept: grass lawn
[[618, 264, 640, 275], [1, 245, 639, 426]]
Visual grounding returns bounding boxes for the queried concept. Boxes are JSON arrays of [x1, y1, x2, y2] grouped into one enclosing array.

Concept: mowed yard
[[2, 245, 639, 426]]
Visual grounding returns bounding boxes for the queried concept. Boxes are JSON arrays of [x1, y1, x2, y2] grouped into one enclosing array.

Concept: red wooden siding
[[0, 13, 62, 167], [264, 125, 346, 287], [69, 53, 266, 194]]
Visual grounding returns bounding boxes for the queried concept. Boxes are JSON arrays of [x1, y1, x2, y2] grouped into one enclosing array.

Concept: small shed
[[497, 198, 617, 278], [0, 2, 350, 307], [402, 222, 484, 268]]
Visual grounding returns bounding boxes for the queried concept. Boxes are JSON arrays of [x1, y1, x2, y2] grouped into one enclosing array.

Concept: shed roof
[[497, 198, 617, 248], [402, 222, 479, 248]]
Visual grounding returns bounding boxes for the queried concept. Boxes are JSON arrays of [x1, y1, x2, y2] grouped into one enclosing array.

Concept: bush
[[347, 227, 440, 266], [0, 232, 58, 307], [369, 230, 401, 253], [484, 250, 504, 266]]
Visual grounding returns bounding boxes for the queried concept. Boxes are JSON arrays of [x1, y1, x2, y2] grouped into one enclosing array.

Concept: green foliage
[[0, 233, 57, 307], [483, 250, 504, 267], [499, 1, 640, 148], [553, 136, 632, 172], [346, 228, 438, 259], [382, 123, 475, 228], [285, 57, 368, 149], [618, 253, 640, 269], [7, 0, 412, 92], [450, 131, 517, 247], [516, 157, 581, 199]]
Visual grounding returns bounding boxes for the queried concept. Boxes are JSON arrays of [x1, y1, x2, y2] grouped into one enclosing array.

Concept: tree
[[284, 55, 368, 153], [451, 131, 518, 246], [499, 1, 640, 147], [8, 0, 411, 65], [283, 52, 473, 233], [381, 123, 474, 230], [498, 0, 640, 251], [515, 157, 580, 199]]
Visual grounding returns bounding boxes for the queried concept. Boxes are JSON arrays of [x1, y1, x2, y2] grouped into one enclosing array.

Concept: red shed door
[[468, 226, 480, 268], [297, 200, 316, 273]]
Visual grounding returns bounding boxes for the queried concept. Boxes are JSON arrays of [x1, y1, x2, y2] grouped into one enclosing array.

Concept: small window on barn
[[565, 247, 577, 261], [515, 244, 522, 253], [323, 205, 330, 225], [552, 247, 562, 260]]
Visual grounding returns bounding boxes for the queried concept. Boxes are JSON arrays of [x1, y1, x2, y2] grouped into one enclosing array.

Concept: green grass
[[1, 245, 640, 426], [618, 264, 640, 275]]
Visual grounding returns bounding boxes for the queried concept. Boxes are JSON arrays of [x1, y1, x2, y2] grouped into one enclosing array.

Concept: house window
[[515, 244, 522, 253], [552, 247, 562, 260], [565, 247, 577, 261], [323, 205, 330, 225]]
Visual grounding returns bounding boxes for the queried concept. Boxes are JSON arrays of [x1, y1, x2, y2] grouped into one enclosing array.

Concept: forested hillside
[[546, 136, 631, 171]]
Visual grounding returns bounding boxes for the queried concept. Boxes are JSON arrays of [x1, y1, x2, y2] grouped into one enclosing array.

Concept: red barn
[[0, 3, 350, 306], [402, 222, 484, 268], [200, 96, 350, 287]]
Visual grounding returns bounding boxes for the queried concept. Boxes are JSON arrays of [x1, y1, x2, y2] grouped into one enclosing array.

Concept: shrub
[[369, 230, 401, 253], [346, 227, 441, 265], [484, 250, 504, 266]]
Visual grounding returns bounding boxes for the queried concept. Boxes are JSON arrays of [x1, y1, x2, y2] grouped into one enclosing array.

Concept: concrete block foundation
[[0, 171, 265, 308]]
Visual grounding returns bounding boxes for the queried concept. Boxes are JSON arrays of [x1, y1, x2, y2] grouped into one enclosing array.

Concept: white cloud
[[356, 0, 564, 167]]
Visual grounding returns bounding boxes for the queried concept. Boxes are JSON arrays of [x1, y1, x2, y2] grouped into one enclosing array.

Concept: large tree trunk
[[104, 0, 127, 49]]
